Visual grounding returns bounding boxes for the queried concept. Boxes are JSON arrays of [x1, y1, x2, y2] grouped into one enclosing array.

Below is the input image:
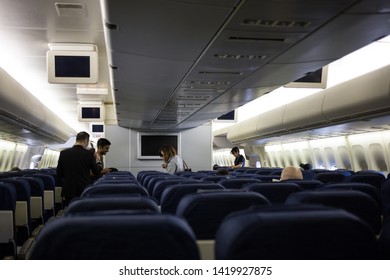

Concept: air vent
[[198, 71, 242, 76], [156, 117, 177, 121], [189, 80, 231, 87], [242, 19, 310, 28], [177, 94, 211, 101], [55, 3, 86, 17], [229, 36, 285, 42], [214, 54, 266, 60]]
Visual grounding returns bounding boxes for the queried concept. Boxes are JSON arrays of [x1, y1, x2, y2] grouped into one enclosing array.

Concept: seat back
[[378, 219, 390, 259], [343, 173, 385, 190], [152, 178, 196, 203], [318, 182, 382, 210], [29, 215, 200, 259], [215, 204, 377, 259], [312, 172, 345, 184], [177, 191, 270, 239], [160, 183, 225, 213], [281, 179, 323, 190], [286, 190, 382, 234], [81, 184, 149, 198], [243, 182, 303, 203], [0, 182, 17, 258], [94, 179, 141, 186], [17, 177, 45, 225], [137, 171, 163, 185], [0, 178, 31, 235], [218, 178, 261, 189], [146, 175, 178, 194], [64, 196, 160, 216], [199, 175, 228, 183]]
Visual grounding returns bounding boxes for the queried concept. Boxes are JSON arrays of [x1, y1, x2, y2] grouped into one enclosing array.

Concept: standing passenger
[[91, 138, 112, 181], [56, 131, 102, 207], [230, 147, 245, 169], [159, 144, 184, 175]]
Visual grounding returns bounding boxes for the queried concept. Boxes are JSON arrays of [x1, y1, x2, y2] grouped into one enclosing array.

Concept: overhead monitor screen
[[81, 107, 100, 119], [55, 55, 90, 78]]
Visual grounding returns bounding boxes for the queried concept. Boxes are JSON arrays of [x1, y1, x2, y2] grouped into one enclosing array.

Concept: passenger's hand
[[101, 168, 111, 174]]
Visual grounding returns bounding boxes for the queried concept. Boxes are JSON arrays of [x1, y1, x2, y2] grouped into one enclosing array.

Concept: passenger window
[[303, 149, 312, 165], [11, 150, 19, 168], [265, 153, 271, 167], [352, 145, 368, 170], [313, 148, 324, 168], [270, 151, 277, 167], [278, 151, 286, 167], [337, 146, 352, 170], [324, 147, 336, 169], [4, 150, 13, 171], [369, 144, 387, 171], [0, 150, 6, 171], [293, 150, 302, 163], [285, 150, 293, 166]]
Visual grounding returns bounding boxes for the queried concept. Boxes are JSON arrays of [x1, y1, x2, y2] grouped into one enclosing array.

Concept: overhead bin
[[322, 64, 390, 122], [282, 91, 329, 131], [227, 63, 390, 145], [227, 106, 286, 144], [227, 117, 259, 144], [256, 106, 287, 137], [0, 68, 75, 144]]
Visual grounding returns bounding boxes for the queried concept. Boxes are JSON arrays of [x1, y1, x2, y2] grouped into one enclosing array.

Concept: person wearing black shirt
[[230, 146, 245, 169], [57, 131, 102, 206]]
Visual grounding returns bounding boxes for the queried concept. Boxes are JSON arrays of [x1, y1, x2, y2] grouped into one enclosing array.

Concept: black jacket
[[57, 145, 101, 199]]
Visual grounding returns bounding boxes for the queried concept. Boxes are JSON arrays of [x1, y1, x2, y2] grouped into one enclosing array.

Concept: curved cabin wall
[[322, 64, 390, 121], [227, 64, 390, 145], [0, 67, 76, 145]]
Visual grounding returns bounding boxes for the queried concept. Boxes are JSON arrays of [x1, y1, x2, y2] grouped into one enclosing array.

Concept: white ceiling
[[0, 0, 389, 138]]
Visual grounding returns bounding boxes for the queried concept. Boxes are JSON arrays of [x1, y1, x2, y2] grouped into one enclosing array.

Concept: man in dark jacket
[[57, 131, 102, 206]]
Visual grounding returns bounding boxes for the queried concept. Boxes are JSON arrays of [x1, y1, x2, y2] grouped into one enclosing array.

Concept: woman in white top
[[159, 144, 184, 174]]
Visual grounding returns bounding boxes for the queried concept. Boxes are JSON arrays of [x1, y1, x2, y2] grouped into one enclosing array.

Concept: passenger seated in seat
[[280, 166, 303, 181]]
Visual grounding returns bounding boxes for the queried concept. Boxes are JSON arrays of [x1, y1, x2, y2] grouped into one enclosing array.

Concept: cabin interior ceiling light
[[55, 3, 86, 17], [48, 43, 97, 52]]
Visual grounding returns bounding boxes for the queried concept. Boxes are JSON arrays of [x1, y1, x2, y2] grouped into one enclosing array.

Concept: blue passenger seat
[[218, 178, 261, 189], [312, 172, 346, 184], [160, 182, 225, 213], [0, 182, 17, 259], [63, 196, 160, 216], [0, 178, 31, 245], [81, 184, 149, 198], [343, 173, 385, 190], [243, 182, 303, 204], [286, 190, 382, 234], [28, 214, 200, 259], [215, 204, 377, 259], [176, 191, 270, 239]]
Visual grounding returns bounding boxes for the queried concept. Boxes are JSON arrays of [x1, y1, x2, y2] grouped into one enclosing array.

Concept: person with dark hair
[[94, 138, 112, 176], [56, 131, 102, 206], [159, 144, 184, 174], [230, 146, 245, 169], [299, 163, 313, 170]]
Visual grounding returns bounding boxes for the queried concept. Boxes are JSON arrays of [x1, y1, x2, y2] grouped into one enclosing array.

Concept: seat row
[[95, 170, 386, 233], [22, 203, 387, 260], [0, 170, 58, 259]]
